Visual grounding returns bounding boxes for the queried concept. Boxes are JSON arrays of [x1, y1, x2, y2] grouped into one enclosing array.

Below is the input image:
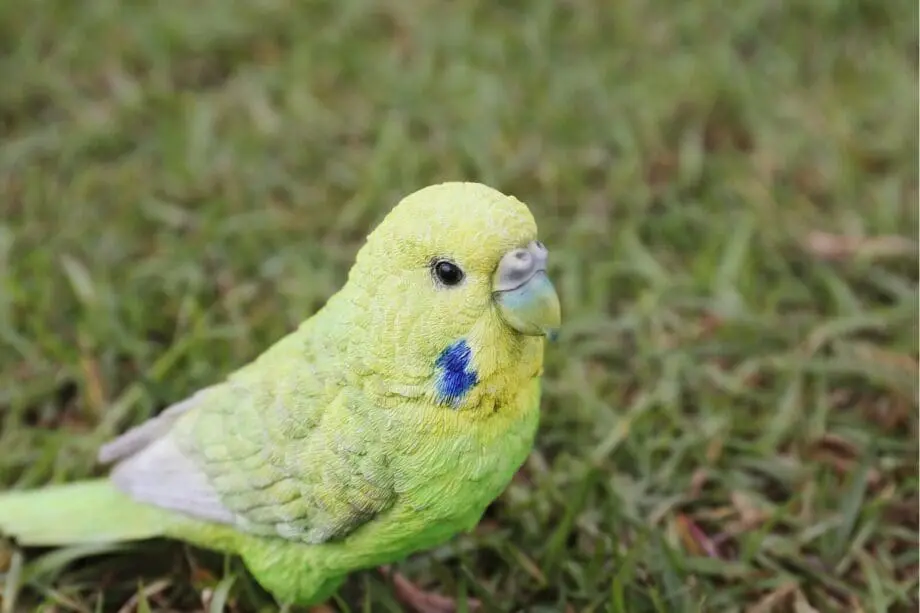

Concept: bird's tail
[[0, 479, 169, 546]]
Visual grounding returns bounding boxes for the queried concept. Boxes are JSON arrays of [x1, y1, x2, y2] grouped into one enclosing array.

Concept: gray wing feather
[[98, 387, 237, 525], [109, 435, 235, 524], [98, 390, 210, 464]]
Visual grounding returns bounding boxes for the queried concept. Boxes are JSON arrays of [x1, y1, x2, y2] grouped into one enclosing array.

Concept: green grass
[[0, 0, 917, 611]]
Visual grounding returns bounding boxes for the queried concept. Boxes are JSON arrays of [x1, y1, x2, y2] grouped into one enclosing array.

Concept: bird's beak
[[493, 240, 561, 339]]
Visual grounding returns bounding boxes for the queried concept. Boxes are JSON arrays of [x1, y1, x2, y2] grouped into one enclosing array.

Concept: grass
[[0, 0, 917, 611]]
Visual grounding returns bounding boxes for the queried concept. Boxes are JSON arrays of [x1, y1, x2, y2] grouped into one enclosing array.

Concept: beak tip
[[494, 270, 561, 340]]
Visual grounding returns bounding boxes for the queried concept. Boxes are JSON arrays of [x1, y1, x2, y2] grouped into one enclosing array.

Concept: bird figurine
[[0, 181, 561, 611]]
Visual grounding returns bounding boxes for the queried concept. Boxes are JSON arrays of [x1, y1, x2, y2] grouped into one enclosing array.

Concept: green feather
[[0, 479, 168, 546]]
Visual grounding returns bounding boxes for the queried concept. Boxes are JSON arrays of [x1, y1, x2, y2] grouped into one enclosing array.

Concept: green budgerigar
[[0, 182, 561, 606]]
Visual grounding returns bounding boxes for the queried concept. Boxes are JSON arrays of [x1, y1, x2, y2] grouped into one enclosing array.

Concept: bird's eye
[[433, 260, 464, 287]]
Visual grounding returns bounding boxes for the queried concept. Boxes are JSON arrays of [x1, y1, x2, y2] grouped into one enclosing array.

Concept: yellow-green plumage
[[0, 182, 561, 605]]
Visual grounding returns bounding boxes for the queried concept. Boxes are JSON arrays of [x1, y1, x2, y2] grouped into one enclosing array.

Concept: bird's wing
[[100, 360, 396, 544]]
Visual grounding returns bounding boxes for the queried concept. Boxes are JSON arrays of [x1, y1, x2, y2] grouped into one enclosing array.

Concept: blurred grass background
[[0, 0, 917, 611]]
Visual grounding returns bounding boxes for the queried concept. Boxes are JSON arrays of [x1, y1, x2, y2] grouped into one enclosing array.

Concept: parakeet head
[[338, 182, 561, 410]]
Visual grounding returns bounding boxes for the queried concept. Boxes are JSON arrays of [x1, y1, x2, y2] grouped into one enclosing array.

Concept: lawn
[[0, 1, 917, 611]]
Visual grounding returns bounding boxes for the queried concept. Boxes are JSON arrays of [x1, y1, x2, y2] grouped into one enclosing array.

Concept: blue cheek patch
[[435, 339, 479, 407]]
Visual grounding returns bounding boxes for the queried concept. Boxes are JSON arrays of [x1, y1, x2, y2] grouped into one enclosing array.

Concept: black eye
[[433, 260, 464, 286]]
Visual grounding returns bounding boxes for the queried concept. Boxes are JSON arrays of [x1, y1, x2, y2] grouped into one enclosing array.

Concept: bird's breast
[[393, 380, 541, 527]]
